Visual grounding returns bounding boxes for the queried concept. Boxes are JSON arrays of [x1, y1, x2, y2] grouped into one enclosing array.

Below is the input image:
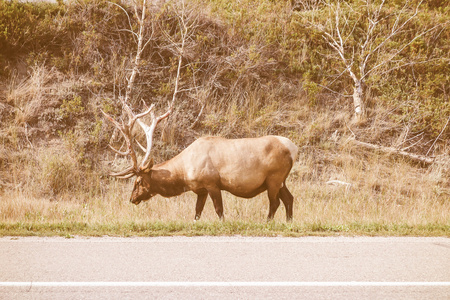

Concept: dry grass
[[1, 145, 448, 236]]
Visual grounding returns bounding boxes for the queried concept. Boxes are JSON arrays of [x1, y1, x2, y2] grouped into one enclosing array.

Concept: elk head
[[102, 98, 171, 205]]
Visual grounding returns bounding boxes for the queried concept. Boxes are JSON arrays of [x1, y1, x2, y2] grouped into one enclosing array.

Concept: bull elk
[[102, 100, 298, 221]]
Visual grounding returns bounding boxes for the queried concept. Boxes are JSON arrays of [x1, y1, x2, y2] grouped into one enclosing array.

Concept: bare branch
[[190, 104, 205, 129], [316, 83, 352, 98], [108, 1, 138, 41], [426, 117, 450, 156], [352, 139, 435, 164], [102, 0, 194, 176], [377, 57, 444, 77], [401, 135, 423, 152], [135, 0, 190, 169], [360, 0, 385, 76], [364, 22, 444, 79]]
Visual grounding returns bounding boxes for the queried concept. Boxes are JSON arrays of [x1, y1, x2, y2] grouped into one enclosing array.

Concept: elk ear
[[141, 158, 154, 173]]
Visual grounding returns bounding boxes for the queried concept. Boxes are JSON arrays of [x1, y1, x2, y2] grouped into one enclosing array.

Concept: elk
[[102, 100, 298, 221]]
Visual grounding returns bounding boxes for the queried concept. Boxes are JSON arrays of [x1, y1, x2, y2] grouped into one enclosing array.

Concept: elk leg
[[266, 184, 281, 221], [279, 184, 294, 222], [194, 192, 208, 221], [208, 188, 224, 220]]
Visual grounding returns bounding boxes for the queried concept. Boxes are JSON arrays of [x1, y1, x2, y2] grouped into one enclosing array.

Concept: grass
[[1, 153, 448, 237], [1, 221, 447, 238]]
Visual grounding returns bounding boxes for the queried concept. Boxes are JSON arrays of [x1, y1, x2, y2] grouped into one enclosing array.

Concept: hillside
[[0, 0, 448, 235]]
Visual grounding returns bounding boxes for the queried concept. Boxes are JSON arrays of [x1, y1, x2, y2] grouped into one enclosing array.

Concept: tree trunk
[[353, 81, 364, 121], [347, 69, 364, 121]]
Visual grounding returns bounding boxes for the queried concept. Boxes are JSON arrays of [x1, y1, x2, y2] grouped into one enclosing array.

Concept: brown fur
[[130, 135, 298, 221]]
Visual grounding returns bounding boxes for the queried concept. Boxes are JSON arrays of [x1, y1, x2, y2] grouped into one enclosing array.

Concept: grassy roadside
[[1, 155, 448, 238], [1, 221, 448, 238]]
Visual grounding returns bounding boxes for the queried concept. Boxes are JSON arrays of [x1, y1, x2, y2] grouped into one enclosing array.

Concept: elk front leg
[[194, 192, 208, 221]]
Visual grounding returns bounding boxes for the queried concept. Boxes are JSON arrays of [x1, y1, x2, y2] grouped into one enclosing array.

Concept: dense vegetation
[[0, 0, 448, 236]]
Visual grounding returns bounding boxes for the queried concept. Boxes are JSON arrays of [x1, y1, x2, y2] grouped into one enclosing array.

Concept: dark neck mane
[[150, 168, 186, 197]]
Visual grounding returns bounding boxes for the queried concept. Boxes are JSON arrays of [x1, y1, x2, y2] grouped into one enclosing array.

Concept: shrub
[[40, 150, 77, 196]]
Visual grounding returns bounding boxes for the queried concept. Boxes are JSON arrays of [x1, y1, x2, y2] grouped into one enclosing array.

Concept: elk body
[[132, 136, 298, 221], [102, 101, 298, 221]]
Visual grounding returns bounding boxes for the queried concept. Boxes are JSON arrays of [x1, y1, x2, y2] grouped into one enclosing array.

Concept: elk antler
[[135, 105, 172, 169], [102, 97, 172, 178]]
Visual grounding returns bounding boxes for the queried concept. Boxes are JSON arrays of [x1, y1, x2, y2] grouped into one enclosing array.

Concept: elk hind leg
[[279, 183, 294, 222], [266, 182, 281, 221]]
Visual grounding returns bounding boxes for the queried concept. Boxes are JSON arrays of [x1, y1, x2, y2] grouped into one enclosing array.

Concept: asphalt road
[[0, 236, 449, 299]]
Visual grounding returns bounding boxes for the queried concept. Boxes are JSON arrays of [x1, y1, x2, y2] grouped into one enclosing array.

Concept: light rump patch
[[274, 135, 299, 162]]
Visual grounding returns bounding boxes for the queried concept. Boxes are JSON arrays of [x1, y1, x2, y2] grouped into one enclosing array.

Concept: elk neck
[[148, 162, 187, 197]]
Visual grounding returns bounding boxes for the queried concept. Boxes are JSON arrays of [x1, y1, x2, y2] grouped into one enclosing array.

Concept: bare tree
[[301, 0, 443, 121], [102, 0, 192, 173]]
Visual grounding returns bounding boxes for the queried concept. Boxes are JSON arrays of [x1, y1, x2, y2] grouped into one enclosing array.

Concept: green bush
[[40, 151, 77, 195], [0, 0, 64, 74]]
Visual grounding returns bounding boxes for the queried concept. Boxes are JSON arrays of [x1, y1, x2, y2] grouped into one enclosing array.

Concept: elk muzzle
[[130, 189, 154, 205], [130, 198, 142, 205]]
